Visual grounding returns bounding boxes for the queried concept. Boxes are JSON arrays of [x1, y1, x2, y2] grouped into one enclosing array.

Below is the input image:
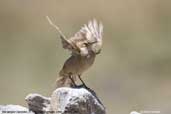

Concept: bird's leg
[[78, 75, 89, 89], [68, 74, 77, 87]]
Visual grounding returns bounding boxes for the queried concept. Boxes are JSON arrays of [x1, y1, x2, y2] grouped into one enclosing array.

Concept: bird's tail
[[55, 71, 73, 88]]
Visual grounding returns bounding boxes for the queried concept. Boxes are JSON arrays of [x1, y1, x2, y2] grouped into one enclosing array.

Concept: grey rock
[[51, 87, 106, 114], [2, 87, 105, 114], [25, 93, 51, 114]]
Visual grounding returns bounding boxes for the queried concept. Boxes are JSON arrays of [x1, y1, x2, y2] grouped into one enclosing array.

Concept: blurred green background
[[0, 0, 171, 114]]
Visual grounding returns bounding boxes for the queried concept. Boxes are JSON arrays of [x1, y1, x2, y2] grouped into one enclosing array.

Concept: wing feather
[[74, 19, 103, 43], [63, 19, 103, 55]]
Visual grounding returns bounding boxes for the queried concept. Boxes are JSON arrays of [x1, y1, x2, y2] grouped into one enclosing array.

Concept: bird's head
[[90, 40, 102, 54], [78, 40, 102, 56]]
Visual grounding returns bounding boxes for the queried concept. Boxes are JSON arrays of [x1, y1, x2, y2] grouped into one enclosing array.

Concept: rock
[[50, 87, 106, 114], [0, 87, 106, 114], [25, 93, 51, 114], [24, 87, 106, 114], [0, 105, 34, 114]]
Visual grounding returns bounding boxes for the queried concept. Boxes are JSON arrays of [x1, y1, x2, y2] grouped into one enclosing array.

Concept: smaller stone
[[25, 93, 51, 114]]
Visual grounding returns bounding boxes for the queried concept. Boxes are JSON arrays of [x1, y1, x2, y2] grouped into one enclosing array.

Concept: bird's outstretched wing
[[46, 16, 78, 53], [46, 16, 103, 55], [74, 19, 103, 44]]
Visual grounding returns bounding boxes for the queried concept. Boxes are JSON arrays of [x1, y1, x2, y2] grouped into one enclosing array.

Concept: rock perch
[[26, 87, 106, 114], [0, 87, 105, 114]]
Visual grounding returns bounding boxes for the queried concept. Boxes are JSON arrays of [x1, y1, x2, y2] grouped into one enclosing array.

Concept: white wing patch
[[74, 19, 103, 43]]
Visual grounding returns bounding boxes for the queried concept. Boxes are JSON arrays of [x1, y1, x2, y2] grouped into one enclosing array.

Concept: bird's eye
[[90, 41, 97, 44], [83, 43, 88, 46]]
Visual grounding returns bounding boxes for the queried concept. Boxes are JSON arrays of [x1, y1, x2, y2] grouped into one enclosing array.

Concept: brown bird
[[46, 17, 103, 88]]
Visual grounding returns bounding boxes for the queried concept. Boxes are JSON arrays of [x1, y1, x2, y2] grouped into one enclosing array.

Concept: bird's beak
[[96, 49, 101, 54]]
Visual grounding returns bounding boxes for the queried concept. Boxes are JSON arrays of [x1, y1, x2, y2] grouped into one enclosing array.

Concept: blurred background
[[0, 0, 171, 114]]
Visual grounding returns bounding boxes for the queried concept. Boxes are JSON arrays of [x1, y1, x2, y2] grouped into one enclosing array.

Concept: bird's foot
[[83, 84, 89, 89], [78, 83, 90, 90], [70, 83, 78, 88]]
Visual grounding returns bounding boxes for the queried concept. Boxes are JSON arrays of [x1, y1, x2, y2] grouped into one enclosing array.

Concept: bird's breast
[[61, 54, 96, 75]]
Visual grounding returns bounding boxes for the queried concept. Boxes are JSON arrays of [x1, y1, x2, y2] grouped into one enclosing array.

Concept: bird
[[46, 16, 103, 88]]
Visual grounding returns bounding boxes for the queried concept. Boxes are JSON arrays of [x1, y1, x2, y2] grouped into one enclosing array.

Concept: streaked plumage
[[46, 17, 103, 88], [60, 19, 103, 56]]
